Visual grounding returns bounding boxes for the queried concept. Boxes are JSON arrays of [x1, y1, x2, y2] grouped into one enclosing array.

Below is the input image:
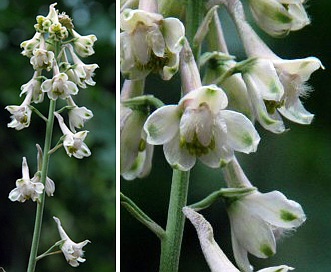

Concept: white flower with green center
[[8, 157, 44, 203], [183, 207, 294, 272], [54, 112, 91, 159], [41, 70, 79, 100], [144, 85, 260, 171], [6, 90, 33, 130], [120, 8, 185, 80], [53, 216, 90, 267], [248, 0, 310, 37], [225, 189, 306, 272]]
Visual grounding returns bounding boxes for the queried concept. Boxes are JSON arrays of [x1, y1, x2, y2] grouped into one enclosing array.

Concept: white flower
[[20, 32, 42, 57], [20, 71, 44, 103], [71, 29, 97, 58], [272, 57, 323, 124], [41, 70, 79, 100], [67, 44, 99, 88], [8, 157, 44, 202], [53, 216, 90, 267], [120, 8, 185, 80], [30, 48, 54, 71], [225, 189, 305, 272], [242, 57, 323, 132], [144, 85, 260, 171], [31, 172, 55, 197], [183, 207, 294, 272], [6, 90, 33, 130], [54, 112, 91, 159], [121, 105, 153, 180], [67, 96, 93, 132], [248, 0, 310, 37]]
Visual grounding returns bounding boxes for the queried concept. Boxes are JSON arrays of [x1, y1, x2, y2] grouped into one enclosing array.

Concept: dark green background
[[0, 0, 115, 271], [121, 1, 331, 271]]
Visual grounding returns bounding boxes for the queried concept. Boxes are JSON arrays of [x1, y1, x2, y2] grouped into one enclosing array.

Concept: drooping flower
[[67, 44, 99, 88], [144, 85, 260, 171], [54, 112, 91, 159], [30, 42, 55, 71], [71, 29, 97, 58], [53, 216, 90, 267], [224, 188, 305, 271], [6, 90, 33, 130], [227, 8, 323, 131], [67, 96, 93, 132], [248, 0, 310, 37], [20, 32, 42, 57], [20, 71, 44, 103], [220, 158, 305, 271], [183, 207, 295, 272], [8, 157, 44, 202], [120, 8, 185, 80]]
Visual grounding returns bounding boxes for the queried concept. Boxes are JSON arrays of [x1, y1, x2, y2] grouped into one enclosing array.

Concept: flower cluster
[[6, 2, 96, 156], [120, 0, 322, 271], [6, 3, 96, 267]]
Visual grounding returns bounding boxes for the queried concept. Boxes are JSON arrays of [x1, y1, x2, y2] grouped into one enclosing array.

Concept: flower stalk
[[27, 99, 56, 272], [159, 169, 190, 272]]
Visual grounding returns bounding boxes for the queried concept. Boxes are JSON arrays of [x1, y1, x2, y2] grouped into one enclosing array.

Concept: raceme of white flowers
[[6, 3, 97, 267], [120, 0, 322, 271]]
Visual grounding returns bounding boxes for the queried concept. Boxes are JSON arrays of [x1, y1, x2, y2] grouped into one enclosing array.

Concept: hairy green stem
[[159, 169, 190, 272], [27, 99, 56, 272]]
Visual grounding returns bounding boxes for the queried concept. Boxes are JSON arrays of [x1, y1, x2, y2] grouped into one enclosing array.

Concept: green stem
[[159, 169, 190, 272], [120, 192, 165, 239], [27, 99, 56, 272]]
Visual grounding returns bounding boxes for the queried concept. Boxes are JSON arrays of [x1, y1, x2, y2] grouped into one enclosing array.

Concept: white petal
[[273, 57, 323, 82], [9, 188, 21, 202], [162, 18, 185, 53], [147, 27, 165, 57], [120, 9, 163, 32], [258, 265, 294, 272], [183, 207, 240, 272], [278, 98, 314, 124], [243, 74, 286, 134], [288, 4, 310, 31], [250, 59, 284, 101], [228, 200, 276, 258], [120, 110, 146, 172], [220, 110, 260, 153], [144, 105, 180, 145], [180, 85, 228, 114], [180, 106, 213, 146], [132, 28, 150, 65], [244, 191, 306, 228], [231, 227, 253, 272], [163, 133, 196, 171]]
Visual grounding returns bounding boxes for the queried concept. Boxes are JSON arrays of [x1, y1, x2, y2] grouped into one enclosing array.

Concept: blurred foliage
[[0, 0, 115, 271], [121, 1, 331, 272]]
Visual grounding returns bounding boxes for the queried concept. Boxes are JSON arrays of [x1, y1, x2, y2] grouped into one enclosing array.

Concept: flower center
[[180, 134, 215, 157]]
